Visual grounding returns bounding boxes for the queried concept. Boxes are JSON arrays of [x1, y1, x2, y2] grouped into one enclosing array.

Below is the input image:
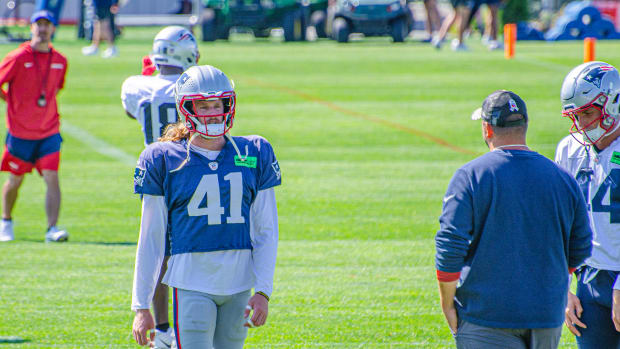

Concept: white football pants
[[173, 288, 251, 349]]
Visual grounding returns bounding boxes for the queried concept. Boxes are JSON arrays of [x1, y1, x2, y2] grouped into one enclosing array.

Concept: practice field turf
[[0, 26, 617, 348]]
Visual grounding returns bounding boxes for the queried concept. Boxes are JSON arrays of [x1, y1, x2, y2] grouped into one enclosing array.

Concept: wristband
[[256, 291, 270, 301]]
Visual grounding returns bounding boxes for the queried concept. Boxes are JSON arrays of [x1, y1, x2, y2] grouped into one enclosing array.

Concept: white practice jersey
[[555, 134, 620, 271], [121, 74, 180, 145]]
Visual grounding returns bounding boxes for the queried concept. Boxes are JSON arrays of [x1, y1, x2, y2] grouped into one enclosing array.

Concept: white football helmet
[[561, 61, 620, 144], [151, 26, 199, 71], [175, 65, 236, 139]]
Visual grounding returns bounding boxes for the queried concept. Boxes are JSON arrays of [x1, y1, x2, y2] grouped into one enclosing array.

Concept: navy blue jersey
[[134, 135, 281, 255]]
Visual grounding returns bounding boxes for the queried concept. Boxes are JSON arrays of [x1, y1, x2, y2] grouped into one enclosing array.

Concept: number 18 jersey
[[121, 74, 179, 145], [555, 134, 620, 271]]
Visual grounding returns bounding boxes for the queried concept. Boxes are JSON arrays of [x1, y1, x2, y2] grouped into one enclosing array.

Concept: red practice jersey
[[0, 42, 67, 140]]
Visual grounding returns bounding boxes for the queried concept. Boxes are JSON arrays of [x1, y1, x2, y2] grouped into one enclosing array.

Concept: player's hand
[[110, 4, 119, 14], [613, 289, 620, 332], [565, 291, 586, 336], [441, 301, 458, 335], [244, 293, 269, 327], [132, 309, 155, 346]]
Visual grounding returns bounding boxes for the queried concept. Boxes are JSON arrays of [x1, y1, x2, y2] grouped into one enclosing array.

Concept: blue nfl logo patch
[[272, 160, 281, 180], [134, 167, 146, 187]]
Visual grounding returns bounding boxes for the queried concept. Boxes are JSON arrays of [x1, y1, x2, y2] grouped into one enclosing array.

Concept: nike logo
[[443, 194, 455, 204]]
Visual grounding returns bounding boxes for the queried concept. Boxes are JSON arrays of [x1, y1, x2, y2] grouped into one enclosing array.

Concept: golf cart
[[330, 0, 413, 43], [202, 0, 328, 41]]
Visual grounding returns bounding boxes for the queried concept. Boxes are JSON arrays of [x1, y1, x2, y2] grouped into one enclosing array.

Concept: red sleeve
[[0, 51, 19, 87], [57, 55, 67, 90], [569, 267, 577, 274], [436, 269, 461, 282]]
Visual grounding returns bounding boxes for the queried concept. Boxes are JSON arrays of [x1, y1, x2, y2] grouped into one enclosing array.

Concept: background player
[[81, 0, 119, 58], [556, 61, 620, 348], [121, 26, 199, 349], [121, 26, 199, 146], [131, 65, 280, 348]]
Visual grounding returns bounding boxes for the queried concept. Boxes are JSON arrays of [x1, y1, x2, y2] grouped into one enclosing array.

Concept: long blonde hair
[[159, 121, 190, 142]]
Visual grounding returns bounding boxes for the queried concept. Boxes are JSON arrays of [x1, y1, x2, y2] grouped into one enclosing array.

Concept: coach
[[0, 10, 68, 242], [435, 90, 592, 348]]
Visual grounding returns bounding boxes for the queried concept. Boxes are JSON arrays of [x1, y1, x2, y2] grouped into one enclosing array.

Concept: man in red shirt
[[0, 10, 68, 242]]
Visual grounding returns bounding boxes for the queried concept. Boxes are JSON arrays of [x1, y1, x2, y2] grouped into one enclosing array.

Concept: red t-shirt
[[0, 42, 67, 140]]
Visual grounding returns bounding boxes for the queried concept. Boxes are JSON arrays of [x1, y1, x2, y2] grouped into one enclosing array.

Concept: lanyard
[[32, 48, 53, 107]]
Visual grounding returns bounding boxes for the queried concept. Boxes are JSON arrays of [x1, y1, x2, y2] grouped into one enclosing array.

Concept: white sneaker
[[102, 46, 118, 59], [81, 45, 99, 56], [153, 328, 176, 349], [481, 34, 490, 46], [451, 39, 468, 51], [0, 220, 14, 241], [45, 226, 68, 243], [487, 40, 504, 51], [431, 35, 442, 49]]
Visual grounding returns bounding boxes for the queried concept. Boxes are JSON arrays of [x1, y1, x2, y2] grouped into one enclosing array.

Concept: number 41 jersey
[[121, 74, 180, 145], [134, 135, 281, 256], [555, 134, 620, 271]]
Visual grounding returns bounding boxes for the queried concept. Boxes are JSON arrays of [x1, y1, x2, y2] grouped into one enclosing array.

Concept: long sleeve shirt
[[435, 149, 592, 328]]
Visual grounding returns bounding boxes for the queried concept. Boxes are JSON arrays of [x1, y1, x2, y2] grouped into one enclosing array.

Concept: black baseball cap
[[471, 90, 528, 127]]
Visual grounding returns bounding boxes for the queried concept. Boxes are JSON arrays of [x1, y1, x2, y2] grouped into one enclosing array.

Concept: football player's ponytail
[[159, 121, 190, 142]]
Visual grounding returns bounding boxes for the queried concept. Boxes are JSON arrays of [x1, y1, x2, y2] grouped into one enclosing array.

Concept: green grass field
[[0, 26, 615, 348]]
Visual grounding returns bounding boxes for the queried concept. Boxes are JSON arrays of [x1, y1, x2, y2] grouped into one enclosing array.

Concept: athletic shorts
[[1, 132, 62, 175], [94, 4, 112, 20]]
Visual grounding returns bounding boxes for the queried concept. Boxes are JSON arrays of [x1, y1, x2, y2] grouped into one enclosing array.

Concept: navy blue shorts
[[1, 133, 62, 175]]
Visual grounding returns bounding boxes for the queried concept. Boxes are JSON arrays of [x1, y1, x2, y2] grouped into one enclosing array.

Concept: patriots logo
[[271, 160, 281, 180], [583, 66, 614, 88], [178, 33, 195, 43], [134, 167, 146, 187], [509, 98, 519, 112]]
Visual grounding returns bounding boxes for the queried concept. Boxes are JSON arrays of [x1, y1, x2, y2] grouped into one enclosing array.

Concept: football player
[[122, 26, 199, 349], [121, 26, 199, 146], [556, 61, 620, 348], [131, 65, 280, 349]]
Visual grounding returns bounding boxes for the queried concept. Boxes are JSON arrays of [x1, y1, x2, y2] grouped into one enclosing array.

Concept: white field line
[[62, 121, 137, 166]]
